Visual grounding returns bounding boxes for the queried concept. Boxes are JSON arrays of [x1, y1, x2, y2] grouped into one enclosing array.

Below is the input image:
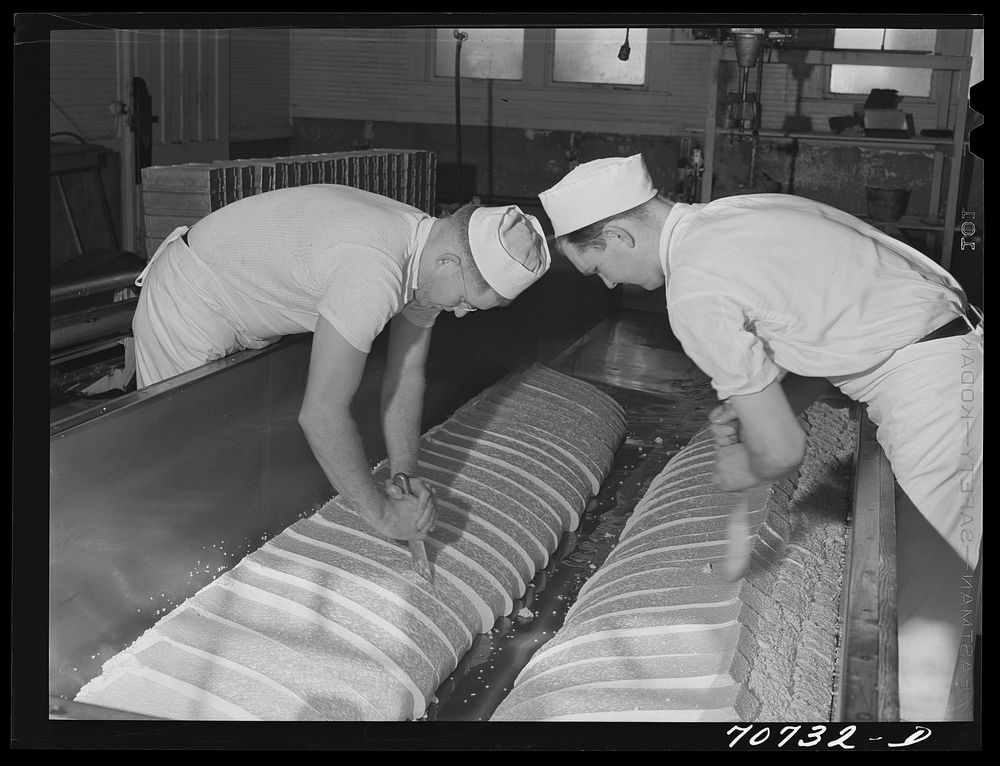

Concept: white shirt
[[660, 194, 966, 400], [186, 185, 440, 353]]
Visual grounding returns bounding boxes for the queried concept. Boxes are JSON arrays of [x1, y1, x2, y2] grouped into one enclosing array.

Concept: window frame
[[546, 27, 651, 91], [826, 62, 937, 100], [427, 27, 530, 83], [825, 28, 939, 101], [831, 28, 937, 54]]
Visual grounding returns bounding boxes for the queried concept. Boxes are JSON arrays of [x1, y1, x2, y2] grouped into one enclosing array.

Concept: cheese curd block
[[492, 402, 855, 722], [74, 364, 627, 720]]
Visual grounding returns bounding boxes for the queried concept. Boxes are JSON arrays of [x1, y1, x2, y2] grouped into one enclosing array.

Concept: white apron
[[832, 318, 983, 722], [132, 227, 275, 387], [832, 322, 983, 569]]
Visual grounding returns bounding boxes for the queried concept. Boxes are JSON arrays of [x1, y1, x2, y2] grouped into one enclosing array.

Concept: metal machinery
[[691, 27, 795, 189], [722, 28, 796, 134], [48, 253, 902, 723], [36, 25, 981, 732], [690, 26, 796, 133], [49, 141, 144, 413], [49, 77, 160, 413], [50, 269, 141, 403]]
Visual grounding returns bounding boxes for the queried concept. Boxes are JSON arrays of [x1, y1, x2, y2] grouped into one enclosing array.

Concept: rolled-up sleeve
[[668, 292, 781, 400]]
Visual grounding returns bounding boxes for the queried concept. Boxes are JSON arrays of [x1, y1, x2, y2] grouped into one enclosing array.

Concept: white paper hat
[[468, 205, 551, 300], [539, 154, 657, 237]]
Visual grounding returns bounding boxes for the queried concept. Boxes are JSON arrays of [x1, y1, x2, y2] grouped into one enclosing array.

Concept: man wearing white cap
[[539, 154, 981, 722], [132, 184, 550, 544]]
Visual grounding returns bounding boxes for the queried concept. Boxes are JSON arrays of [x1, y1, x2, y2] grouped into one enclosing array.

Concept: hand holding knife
[[391, 472, 435, 584], [709, 402, 753, 582]]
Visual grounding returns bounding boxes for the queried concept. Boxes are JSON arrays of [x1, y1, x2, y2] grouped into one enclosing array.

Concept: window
[[830, 28, 935, 97], [830, 65, 933, 97], [969, 28, 983, 94], [833, 28, 936, 52], [434, 28, 524, 80], [552, 28, 647, 86]]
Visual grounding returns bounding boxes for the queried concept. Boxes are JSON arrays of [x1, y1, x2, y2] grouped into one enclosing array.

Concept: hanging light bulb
[[618, 28, 631, 61]]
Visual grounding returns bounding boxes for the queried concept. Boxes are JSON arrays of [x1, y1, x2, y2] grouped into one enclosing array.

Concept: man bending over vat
[[132, 185, 550, 544], [538, 154, 982, 722]]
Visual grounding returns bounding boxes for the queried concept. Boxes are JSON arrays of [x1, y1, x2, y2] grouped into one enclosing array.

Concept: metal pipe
[[55, 174, 84, 254], [454, 29, 468, 202], [118, 28, 138, 254], [746, 54, 765, 186], [50, 299, 138, 352], [50, 270, 142, 302]]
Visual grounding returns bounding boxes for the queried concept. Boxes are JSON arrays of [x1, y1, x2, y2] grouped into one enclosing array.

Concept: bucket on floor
[[865, 187, 910, 222]]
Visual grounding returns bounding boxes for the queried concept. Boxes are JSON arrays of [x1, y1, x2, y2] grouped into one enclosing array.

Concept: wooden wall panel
[[132, 28, 228, 161], [230, 28, 291, 139], [49, 30, 122, 143]]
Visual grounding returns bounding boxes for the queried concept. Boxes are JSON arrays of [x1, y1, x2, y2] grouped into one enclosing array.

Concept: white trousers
[[834, 326, 983, 721]]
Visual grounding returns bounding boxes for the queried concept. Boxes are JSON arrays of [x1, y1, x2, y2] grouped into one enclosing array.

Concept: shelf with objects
[[684, 32, 974, 270]]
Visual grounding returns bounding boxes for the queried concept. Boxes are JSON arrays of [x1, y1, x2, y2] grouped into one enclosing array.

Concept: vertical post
[[701, 43, 721, 203], [54, 175, 84, 255], [941, 63, 971, 271], [117, 28, 138, 255], [927, 150, 944, 256], [454, 29, 467, 203]]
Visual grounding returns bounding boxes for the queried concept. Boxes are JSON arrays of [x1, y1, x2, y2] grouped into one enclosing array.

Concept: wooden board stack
[[140, 148, 437, 260], [491, 402, 856, 722], [74, 363, 626, 721]]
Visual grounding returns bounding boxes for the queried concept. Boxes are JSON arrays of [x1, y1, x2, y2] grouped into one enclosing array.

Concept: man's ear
[[602, 224, 635, 248]]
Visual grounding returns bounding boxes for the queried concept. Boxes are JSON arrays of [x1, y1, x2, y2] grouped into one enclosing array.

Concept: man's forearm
[[381, 371, 425, 475], [382, 317, 432, 476], [299, 405, 384, 525], [714, 443, 800, 492], [719, 379, 809, 491]]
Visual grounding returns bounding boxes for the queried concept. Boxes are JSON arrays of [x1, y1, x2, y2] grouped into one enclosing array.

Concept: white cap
[[468, 205, 551, 300], [539, 154, 657, 237]]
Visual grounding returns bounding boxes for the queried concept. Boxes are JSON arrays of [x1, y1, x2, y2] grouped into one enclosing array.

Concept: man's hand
[[713, 444, 761, 492], [709, 402, 740, 446], [710, 402, 760, 491], [375, 476, 438, 541], [711, 381, 807, 486]]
